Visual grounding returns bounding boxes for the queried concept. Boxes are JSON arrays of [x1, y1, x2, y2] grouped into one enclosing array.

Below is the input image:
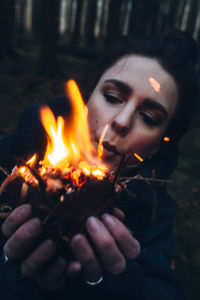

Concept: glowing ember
[[148, 77, 160, 93], [26, 154, 37, 167], [134, 153, 144, 162], [163, 137, 170, 142]]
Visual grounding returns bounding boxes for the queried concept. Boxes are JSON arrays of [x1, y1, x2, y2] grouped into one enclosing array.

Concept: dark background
[[0, 1, 199, 299]]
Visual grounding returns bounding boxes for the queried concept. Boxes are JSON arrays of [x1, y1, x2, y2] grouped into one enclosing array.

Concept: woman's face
[[87, 55, 178, 169]]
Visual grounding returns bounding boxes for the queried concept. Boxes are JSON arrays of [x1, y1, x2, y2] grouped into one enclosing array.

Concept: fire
[[40, 107, 69, 166], [18, 80, 109, 188], [148, 77, 160, 93], [26, 154, 37, 167]]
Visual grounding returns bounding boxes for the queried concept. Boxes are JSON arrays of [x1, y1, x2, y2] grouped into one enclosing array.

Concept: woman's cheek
[[128, 131, 162, 157]]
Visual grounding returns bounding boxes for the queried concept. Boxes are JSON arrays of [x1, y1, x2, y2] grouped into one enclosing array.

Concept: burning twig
[[0, 167, 19, 196]]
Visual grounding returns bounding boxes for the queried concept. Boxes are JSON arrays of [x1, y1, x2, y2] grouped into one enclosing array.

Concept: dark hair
[[84, 30, 199, 143]]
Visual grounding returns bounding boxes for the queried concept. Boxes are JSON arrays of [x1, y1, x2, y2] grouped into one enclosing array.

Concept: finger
[[113, 207, 125, 221], [102, 214, 141, 259], [86, 217, 126, 275], [66, 261, 82, 279], [3, 218, 42, 260], [21, 239, 56, 276], [2, 204, 32, 237], [71, 234, 102, 281], [34, 256, 67, 290]]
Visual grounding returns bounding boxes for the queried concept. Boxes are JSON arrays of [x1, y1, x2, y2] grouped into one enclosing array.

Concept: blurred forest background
[[0, 0, 199, 299]]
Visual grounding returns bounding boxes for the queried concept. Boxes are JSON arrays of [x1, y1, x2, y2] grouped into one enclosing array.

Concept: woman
[[0, 30, 199, 299]]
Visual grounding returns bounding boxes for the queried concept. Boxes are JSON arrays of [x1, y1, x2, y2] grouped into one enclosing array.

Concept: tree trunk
[[18, 0, 26, 33], [148, 0, 162, 34], [32, 0, 41, 36], [71, 0, 84, 44], [0, 0, 16, 59], [165, 0, 181, 31], [128, 0, 156, 35], [176, 0, 187, 28], [119, 0, 130, 34], [186, 0, 199, 35], [85, 0, 98, 45], [99, 0, 109, 40], [65, 0, 73, 35], [137, 0, 156, 35], [106, 0, 122, 43], [39, 0, 61, 76]]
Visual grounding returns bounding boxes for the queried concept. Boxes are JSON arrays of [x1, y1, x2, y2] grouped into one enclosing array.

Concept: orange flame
[[148, 77, 160, 93], [98, 124, 109, 158], [37, 79, 108, 182]]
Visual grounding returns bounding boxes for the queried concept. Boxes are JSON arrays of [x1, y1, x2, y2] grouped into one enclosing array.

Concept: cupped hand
[[1, 204, 72, 290], [70, 214, 141, 282], [1, 204, 131, 290]]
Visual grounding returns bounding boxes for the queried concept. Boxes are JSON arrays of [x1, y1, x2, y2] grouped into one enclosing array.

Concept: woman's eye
[[140, 112, 159, 126], [103, 93, 122, 104]]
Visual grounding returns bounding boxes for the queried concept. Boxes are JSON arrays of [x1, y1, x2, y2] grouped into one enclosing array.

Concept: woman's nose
[[111, 105, 134, 136], [111, 119, 129, 136]]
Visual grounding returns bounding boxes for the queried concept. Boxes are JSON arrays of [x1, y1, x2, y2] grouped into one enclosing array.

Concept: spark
[[134, 153, 144, 162], [163, 137, 170, 142], [148, 77, 160, 93]]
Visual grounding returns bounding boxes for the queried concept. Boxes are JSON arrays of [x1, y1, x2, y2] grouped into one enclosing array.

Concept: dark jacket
[[0, 98, 187, 299]]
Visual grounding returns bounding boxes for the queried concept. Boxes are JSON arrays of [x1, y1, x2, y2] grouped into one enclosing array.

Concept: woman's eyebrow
[[104, 79, 132, 95], [143, 98, 168, 118]]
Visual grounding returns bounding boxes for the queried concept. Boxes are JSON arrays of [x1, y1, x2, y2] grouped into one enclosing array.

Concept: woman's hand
[[2, 204, 70, 290], [69, 214, 141, 282], [2, 204, 140, 290]]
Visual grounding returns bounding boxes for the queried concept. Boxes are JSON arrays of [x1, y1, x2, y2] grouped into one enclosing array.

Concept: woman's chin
[[102, 152, 123, 171]]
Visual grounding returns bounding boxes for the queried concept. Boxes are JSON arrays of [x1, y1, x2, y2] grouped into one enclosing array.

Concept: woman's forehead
[[98, 55, 178, 119]]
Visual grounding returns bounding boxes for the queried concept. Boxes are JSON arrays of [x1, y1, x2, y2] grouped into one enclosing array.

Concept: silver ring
[[4, 254, 20, 268], [86, 276, 103, 286]]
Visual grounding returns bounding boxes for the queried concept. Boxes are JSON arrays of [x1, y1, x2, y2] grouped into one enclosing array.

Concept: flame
[[98, 124, 109, 158], [26, 154, 37, 167], [40, 107, 69, 166], [36, 79, 108, 185], [148, 77, 160, 93]]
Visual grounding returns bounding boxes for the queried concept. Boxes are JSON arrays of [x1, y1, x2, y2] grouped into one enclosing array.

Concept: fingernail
[[55, 257, 67, 270], [87, 217, 100, 233], [26, 219, 40, 235], [102, 213, 116, 227], [73, 234, 87, 251], [40, 240, 55, 255], [19, 205, 31, 219]]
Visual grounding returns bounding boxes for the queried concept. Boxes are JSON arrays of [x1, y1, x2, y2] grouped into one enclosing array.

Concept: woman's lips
[[102, 141, 119, 154], [102, 141, 121, 158]]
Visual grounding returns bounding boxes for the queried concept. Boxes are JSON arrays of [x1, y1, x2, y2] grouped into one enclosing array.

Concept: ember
[[148, 77, 160, 93], [134, 153, 144, 162], [163, 137, 170, 142]]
